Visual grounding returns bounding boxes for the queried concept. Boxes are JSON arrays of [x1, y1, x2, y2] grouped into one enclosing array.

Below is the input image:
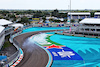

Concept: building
[[94, 12, 100, 18], [0, 26, 5, 49], [0, 19, 14, 36], [75, 18, 100, 36], [16, 14, 33, 18], [0, 19, 13, 27], [9, 23, 24, 29], [68, 12, 90, 22]]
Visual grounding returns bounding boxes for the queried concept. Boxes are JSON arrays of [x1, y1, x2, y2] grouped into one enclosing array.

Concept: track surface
[[14, 30, 61, 67]]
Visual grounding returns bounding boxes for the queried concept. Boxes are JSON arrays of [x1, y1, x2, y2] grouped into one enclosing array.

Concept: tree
[[49, 18, 54, 22], [42, 17, 46, 22], [33, 12, 44, 17], [0, 16, 4, 19], [43, 12, 50, 17], [21, 17, 29, 23], [7, 14, 16, 18], [78, 19, 82, 23], [57, 13, 67, 18], [13, 18, 17, 22], [52, 9, 59, 17], [90, 12, 95, 17], [26, 10, 35, 14], [64, 19, 68, 22], [54, 20, 61, 22], [71, 19, 75, 23]]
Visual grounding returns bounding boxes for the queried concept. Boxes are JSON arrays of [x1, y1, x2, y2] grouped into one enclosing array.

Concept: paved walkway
[[14, 30, 59, 67]]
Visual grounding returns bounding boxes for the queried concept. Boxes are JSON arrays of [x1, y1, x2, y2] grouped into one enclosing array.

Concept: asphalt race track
[[14, 30, 61, 67]]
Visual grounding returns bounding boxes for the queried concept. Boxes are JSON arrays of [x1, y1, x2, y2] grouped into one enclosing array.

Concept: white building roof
[[46, 17, 58, 20], [0, 26, 5, 33], [0, 19, 13, 25], [59, 18, 64, 21], [68, 12, 90, 15], [95, 12, 100, 15], [80, 18, 100, 24], [9, 23, 23, 28]]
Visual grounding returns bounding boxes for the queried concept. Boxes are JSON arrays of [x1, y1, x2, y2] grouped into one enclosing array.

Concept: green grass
[[6, 35, 10, 39], [2, 41, 12, 49], [44, 35, 63, 46]]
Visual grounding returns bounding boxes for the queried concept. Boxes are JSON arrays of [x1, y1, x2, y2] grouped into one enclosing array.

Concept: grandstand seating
[[68, 15, 89, 19]]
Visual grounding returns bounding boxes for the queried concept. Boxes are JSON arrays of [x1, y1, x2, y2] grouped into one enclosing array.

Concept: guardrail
[[2, 29, 26, 67], [3, 51, 20, 67], [56, 32, 100, 38], [2, 37, 21, 67], [24, 23, 74, 27], [3, 24, 34, 67], [0, 24, 34, 67]]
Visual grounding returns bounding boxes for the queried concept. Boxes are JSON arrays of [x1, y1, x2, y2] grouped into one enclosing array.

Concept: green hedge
[[2, 41, 12, 49]]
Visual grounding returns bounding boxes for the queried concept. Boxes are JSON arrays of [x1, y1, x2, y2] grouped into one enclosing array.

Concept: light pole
[[69, 0, 72, 33], [70, 0, 71, 25]]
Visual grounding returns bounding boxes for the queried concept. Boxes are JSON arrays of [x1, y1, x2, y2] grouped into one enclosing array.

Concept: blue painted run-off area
[[44, 47, 83, 60]]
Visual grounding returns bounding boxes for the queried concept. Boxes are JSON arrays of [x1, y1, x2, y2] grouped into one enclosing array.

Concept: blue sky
[[0, 0, 100, 10]]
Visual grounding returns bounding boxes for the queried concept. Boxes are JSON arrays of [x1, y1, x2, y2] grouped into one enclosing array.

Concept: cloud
[[0, 0, 14, 3], [0, 0, 100, 9], [80, 0, 85, 3]]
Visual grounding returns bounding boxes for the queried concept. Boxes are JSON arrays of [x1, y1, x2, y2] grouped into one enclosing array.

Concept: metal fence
[[2, 24, 34, 67], [2, 37, 22, 67], [2, 50, 20, 66], [32, 23, 71, 27]]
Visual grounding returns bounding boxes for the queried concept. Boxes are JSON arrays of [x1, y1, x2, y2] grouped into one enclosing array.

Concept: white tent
[[80, 18, 100, 24], [9, 23, 23, 28], [0, 26, 5, 33], [0, 19, 13, 25], [59, 18, 64, 21]]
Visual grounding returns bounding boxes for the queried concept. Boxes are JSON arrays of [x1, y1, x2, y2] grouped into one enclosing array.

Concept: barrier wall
[[4, 25, 34, 67], [2, 29, 25, 67]]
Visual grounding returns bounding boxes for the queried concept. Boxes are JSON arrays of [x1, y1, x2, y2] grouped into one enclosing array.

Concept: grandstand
[[68, 12, 90, 22], [0, 26, 5, 49], [75, 18, 100, 36], [0, 26, 7, 66], [0, 19, 13, 36], [94, 12, 100, 18], [0, 19, 24, 36], [9, 23, 23, 28], [0, 19, 24, 66]]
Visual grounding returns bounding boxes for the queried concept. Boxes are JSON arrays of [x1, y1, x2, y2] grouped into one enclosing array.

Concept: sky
[[0, 0, 100, 10]]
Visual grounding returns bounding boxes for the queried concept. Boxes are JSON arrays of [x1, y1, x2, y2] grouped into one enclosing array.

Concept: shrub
[[96, 37, 98, 38]]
